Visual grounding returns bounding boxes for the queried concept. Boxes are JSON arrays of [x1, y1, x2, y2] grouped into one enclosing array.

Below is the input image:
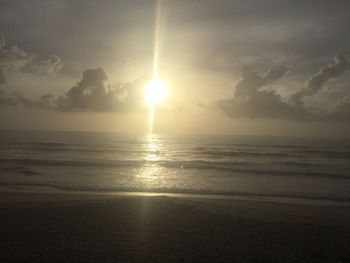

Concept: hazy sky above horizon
[[1, 0, 350, 136]]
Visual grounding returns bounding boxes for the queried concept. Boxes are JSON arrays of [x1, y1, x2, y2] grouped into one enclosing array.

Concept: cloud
[[0, 69, 5, 84], [0, 67, 179, 113], [217, 66, 304, 119], [326, 95, 350, 121], [2, 0, 350, 84], [0, 89, 33, 108], [27, 55, 64, 76], [54, 68, 146, 112], [0, 31, 4, 50], [291, 54, 349, 106], [0, 45, 32, 71], [0, 30, 6, 84], [232, 65, 289, 100], [262, 65, 289, 84], [0, 31, 63, 84], [0, 88, 61, 109], [215, 55, 350, 121], [216, 92, 304, 119]]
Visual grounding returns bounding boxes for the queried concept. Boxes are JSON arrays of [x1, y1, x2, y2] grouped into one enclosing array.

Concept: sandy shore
[[0, 192, 349, 262]]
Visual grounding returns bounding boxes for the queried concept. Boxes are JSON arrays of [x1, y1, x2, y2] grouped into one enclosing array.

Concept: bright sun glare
[[144, 79, 167, 107]]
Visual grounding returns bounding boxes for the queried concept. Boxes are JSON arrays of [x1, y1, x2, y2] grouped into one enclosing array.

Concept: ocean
[[0, 130, 349, 204]]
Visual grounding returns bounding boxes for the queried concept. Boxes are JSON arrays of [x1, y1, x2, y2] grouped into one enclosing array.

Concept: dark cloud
[[0, 89, 33, 108], [232, 65, 289, 100], [232, 67, 265, 99], [262, 65, 289, 84], [216, 91, 305, 119], [331, 98, 350, 120], [54, 68, 146, 112], [291, 55, 349, 106], [0, 69, 5, 84], [0, 31, 6, 84], [0, 31, 4, 50], [216, 55, 350, 121], [217, 66, 304, 119]]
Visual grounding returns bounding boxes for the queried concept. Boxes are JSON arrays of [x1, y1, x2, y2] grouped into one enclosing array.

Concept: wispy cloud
[[0, 31, 63, 84]]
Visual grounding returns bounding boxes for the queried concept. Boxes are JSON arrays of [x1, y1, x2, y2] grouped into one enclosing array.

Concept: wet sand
[[0, 192, 349, 262]]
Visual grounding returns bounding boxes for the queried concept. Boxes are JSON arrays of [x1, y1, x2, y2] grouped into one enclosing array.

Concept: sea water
[[0, 130, 349, 203]]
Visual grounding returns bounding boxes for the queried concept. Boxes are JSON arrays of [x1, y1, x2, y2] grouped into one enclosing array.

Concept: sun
[[144, 79, 167, 107]]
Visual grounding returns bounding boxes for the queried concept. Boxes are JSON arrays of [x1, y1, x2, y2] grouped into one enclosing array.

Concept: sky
[[0, 0, 350, 136]]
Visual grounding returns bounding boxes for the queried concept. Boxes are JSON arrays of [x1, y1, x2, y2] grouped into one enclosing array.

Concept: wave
[[193, 150, 291, 158], [191, 149, 350, 159], [160, 160, 349, 179], [1, 147, 161, 156], [0, 166, 43, 176], [0, 158, 348, 179], [192, 144, 320, 150], [0, 158, 145, 168], [3, 141, 349, 160], [1, 182, 349, 203]]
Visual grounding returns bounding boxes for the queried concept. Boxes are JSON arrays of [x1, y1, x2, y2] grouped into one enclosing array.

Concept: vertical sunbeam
[[152, 0, 165, 81], [148, 0, 166, 134], [148, 105, 155, 134]]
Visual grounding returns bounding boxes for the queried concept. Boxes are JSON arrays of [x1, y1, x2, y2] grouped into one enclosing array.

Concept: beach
[[1, 192, 349, 262], [1, 0, 350, 261]]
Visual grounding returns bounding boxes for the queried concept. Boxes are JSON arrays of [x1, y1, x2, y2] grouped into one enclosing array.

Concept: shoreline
[[1, 190, 350, 228], [1, 184, 350, 208]]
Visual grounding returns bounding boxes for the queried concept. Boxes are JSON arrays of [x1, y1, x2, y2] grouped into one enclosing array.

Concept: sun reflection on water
[[145, 135, 161, 162], [134, 134, 164, 188]]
